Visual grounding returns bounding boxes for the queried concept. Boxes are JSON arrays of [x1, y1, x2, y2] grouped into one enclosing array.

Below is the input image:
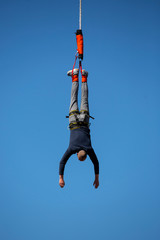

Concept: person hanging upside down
[[59, 68, 99, 189]]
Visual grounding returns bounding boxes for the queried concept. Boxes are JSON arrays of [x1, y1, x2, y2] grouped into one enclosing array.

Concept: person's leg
[[67, 69, 79, 125], [80, 70, 89, 124], [69, 81, 79, 113]]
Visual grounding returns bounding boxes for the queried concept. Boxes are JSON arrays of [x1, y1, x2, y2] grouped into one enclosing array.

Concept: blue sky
[[0, 0, 160, 239]]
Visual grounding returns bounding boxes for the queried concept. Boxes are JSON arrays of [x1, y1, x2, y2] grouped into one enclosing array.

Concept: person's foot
[[67, 68, 79, 76], [82, 69, 88, 77]]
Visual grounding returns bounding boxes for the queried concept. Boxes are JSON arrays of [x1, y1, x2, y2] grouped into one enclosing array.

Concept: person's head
[[77, 150, 87, 161]]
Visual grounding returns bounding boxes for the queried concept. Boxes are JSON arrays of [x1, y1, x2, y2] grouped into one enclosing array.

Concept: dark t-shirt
[[59, 126, 99, 175]]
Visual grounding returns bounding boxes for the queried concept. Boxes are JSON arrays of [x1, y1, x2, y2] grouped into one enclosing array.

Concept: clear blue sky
[[0, 0, 160, 239]]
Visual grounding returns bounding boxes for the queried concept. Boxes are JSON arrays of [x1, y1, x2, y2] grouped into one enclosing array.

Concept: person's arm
[[87, 148, 99, 189], [59, 148, 73, 188]]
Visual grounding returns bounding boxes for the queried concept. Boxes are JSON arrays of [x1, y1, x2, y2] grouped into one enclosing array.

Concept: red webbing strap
[[79, 61, 87, 82], [72, 54, 78, 78], [79, 60, 82, 76]]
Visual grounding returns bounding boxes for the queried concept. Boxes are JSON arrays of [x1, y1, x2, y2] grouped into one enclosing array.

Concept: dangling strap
[[79, 60, 87, 82], [72, 53, 78, 78], [79, 60, 83, 76]]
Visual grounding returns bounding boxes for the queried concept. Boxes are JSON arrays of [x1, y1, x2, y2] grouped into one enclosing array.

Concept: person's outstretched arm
[[59, 148, 73, 188], [87, 148, 99, 189]]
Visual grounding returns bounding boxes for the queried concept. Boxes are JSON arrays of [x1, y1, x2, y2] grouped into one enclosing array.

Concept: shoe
[[67, 69, 79, 76], [82, 70, 88, 77]]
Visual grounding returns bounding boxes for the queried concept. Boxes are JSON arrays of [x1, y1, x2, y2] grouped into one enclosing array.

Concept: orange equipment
[[76, 29, 83, 60]]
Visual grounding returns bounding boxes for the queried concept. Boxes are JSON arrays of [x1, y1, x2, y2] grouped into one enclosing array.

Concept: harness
[[66, 110, 94, 130]]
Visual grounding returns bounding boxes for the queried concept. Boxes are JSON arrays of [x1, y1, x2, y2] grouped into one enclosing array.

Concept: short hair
[[77, 150, 87, 161]]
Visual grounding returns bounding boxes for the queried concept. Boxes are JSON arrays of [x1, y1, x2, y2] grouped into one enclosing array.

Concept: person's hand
[[59, 175, 65, 188], [93, 174, 99, 189]]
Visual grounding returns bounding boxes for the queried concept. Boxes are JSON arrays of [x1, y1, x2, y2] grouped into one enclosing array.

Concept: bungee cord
[[79, 0, 82, 30], [72, 0, 84, 77]]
